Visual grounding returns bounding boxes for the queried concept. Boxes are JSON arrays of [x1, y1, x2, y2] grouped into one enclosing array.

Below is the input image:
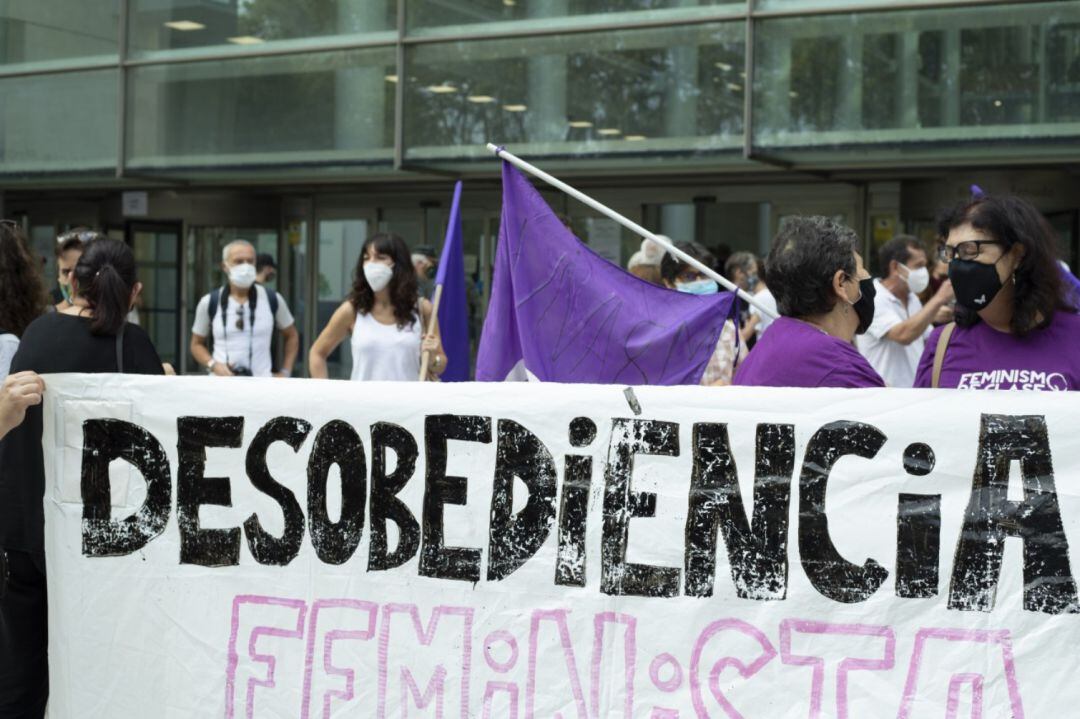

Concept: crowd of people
[[626, 194, 1080, 392], [0, 191, 1078, 714]]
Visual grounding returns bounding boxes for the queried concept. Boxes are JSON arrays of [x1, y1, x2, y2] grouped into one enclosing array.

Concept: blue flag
[[433, 181, 470, 382], [477, 162, 737, 384]]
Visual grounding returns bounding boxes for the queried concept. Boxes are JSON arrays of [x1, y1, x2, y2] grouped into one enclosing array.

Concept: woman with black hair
[[734, 216, 884, 388], [309, 232, 446, 381], [0, 238, 163, 717], [915, 194, 1080, 390]]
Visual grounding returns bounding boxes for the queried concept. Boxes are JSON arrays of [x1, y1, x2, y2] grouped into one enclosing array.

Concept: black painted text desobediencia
[[79, 414, 1079, 614]]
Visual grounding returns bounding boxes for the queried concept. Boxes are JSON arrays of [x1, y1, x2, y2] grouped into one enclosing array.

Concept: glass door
[[316, 211, 377, 379], [127, 221, 182, 367]]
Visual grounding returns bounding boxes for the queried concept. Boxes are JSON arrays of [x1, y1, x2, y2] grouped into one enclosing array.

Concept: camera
[[230, 365, 253, 377]]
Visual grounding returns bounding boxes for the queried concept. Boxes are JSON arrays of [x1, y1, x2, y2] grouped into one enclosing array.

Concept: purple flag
[[476, 162, 737, 385], [433, 181, 470, 381]]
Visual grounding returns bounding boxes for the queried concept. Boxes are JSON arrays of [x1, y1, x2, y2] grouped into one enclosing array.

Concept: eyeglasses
[[938, 240, 1003, 263], [235, 308, 245, 331]]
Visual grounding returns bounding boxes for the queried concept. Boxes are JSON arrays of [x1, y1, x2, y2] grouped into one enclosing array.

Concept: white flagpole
[[487, 143, 777, 318]]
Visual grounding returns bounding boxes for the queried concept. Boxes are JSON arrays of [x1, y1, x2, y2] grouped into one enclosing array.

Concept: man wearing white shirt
[[190, 240, 299, 377], [856, 236, 954, 387]]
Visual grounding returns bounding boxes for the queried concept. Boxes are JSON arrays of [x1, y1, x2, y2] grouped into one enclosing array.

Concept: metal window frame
[[0, 0, 1071, 179]]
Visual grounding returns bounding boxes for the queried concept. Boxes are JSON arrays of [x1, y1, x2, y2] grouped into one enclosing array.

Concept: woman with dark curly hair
[[0, 221, 48, 380], [915, 194, 1080, 390], [309, 232, 446, 380], [734, 215, 884, 388]]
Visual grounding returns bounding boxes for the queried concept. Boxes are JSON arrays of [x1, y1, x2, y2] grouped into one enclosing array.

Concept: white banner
[[42, 374, 1080, 718]]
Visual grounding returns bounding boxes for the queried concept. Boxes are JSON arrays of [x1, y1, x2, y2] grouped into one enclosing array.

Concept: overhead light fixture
[[727, 83, 743, 92], [714, 61, 733, 72], [568, 120, 593, 128], [503, 104, 527, 112], [993, 99, 1003, 107], [427, 84, 458, 94], [164, 20, 205, 31], [468, 95, 496, 103], [227, 35, 265, 45], [384, 74, 398, 83], [598, 128, 622, 136], [789, 90, 799, 98], [503, 0, 516, 6], [624, 135, 647, 141]]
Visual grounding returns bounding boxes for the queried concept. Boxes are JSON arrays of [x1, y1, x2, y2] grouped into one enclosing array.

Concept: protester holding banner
[[0, 221, 48, 380], [0, 238, 164, 717], [660, 241, 745, 385], [308, 232, 446, 381], [734, 216, 885, 388], [0, 371, 43, 441], [915, 194, 1080, 390]]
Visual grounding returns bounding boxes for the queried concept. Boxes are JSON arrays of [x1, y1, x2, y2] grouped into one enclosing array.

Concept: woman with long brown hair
[[309, 232, 447, 381], [0, 221, 48, 379]]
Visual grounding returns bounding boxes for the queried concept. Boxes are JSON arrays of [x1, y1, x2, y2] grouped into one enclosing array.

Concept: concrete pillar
[[335, 0, 387, 151], [525, 0, 569, 143], [837, 33, 863, 131], [897, 32, 920, 129], [942, 28, 961, 127], [755, 32, 791, 139]]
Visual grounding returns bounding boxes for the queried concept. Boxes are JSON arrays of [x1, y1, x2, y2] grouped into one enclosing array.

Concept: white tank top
[[349, 309, 422, 381]]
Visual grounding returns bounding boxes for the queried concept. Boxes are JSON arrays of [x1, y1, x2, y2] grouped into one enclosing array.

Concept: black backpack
[[206, 285, 282, 371]]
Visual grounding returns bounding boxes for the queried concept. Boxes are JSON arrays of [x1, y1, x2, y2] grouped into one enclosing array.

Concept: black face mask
[[852, 277, 876, 335], [949, 258, 1003, 310]]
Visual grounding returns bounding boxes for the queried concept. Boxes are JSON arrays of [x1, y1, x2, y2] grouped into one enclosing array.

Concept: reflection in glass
[[317, 219, 368, 379], [126, 49, 396, 169], [0, 1, 118, 67], [0, 70, 117, 175], [408, 0, 739, 32], [753, 2, 1080, 147], [127, 0, 395, 57], [404, 23, 745, 159]]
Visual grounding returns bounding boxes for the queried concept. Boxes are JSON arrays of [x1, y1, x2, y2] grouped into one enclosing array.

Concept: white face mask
[[363, 262, 394, 292], [901, 264, 930, 294], [228, 262, 257, 289]]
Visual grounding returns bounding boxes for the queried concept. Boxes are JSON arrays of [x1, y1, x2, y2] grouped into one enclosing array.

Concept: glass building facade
[[2, 0, 1079, 375]]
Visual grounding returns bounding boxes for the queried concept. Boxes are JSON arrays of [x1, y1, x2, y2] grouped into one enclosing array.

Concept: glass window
[[752, 2, 1080, 160], [407, 0, 741, 37], [403, 23, 745, 161], [0, 1, 118, 69], [126, 48, 396, 170], [0, 70, 118, 175], [127, 0, 395, 59]]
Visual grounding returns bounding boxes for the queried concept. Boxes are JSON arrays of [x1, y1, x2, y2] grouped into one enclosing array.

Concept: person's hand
[[932, 279, 954, 304], [421, 334, 442, 356], [0, 372, 45, 439], [162, 363, 176, 376], [211, 362, 234, 377], [933, 303, 955, 324]]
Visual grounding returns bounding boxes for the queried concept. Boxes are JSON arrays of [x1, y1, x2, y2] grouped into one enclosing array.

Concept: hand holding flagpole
[[418, 284, 443, 381], [486, 143, 777, 318]]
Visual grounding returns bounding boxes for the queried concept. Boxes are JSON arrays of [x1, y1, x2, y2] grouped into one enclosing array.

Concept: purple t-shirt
[[733, 316, 885, 388], [914, 310, 1080, 390]]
